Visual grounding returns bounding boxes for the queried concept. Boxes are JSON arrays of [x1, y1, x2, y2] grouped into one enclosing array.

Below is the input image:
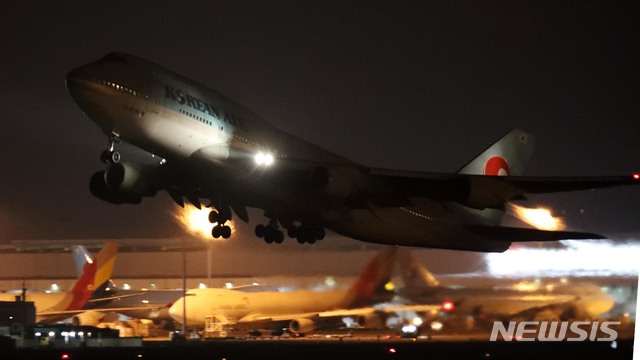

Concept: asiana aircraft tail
[[0, 241, 119, 323]]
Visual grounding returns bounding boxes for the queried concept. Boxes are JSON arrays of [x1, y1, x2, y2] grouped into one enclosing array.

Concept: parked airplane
[[168, 247, 399, 334], [0, 241, 118, 323], [396, 253, 615, 327], [67, 53, 640, 252], [68, 245, 182, 326]]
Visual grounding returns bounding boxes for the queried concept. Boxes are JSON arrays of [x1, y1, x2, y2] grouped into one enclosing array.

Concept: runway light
[[507, 204, 565, 230]]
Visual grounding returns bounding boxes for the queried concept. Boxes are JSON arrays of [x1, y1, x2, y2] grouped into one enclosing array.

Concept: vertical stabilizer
[[398, 251, 439, 291], [66, 241, 119, 311], [72, 245, 93, 276], [340, 247, 397, 308], [457, 128, 535, 176]]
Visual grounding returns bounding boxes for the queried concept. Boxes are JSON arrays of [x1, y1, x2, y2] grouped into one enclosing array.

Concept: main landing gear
[[101, 134, 121, 164], [254, 221, 325, 245], [209, 207, 232, 239], [254, 220, 285, 244]]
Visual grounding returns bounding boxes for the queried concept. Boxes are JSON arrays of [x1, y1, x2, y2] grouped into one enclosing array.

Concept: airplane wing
[[236, 303, 443, 333], [370, 169, 640, 210], [38, 305, 165, 318]]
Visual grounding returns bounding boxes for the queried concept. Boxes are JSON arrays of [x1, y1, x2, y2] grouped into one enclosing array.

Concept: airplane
[[68, 245, 182, 326], [395, 252, 615, 328], [0, 241, 118, 323], [167, 247, 401, 335], [66, 52, 640, 252]]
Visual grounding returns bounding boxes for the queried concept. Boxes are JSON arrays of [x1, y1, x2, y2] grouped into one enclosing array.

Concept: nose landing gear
[[101, 133, 121, 164]]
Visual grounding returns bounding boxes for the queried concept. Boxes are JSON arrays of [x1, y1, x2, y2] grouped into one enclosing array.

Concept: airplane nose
[[66, 67, 85, 91], [168, 298, 184, 323]]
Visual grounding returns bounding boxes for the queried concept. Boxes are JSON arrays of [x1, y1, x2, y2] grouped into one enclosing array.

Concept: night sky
[[1, 1, 639, 248]]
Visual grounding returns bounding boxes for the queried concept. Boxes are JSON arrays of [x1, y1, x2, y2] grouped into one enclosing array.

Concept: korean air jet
[[67, 53, 640, 252]]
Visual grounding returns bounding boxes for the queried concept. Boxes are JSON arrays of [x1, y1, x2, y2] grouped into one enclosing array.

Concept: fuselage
[[0, 292, 75, 322], [401, 283, 614, 320], [67, 53, 353, 169], [67, 53, 511, 252], [168, 288, 348, 327]]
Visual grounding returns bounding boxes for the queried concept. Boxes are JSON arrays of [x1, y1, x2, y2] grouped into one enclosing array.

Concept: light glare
[[487, 240, 640, 276], [255, 152, 274, 166], [507, 204, 565, 230], [174, 204, 233, 240]]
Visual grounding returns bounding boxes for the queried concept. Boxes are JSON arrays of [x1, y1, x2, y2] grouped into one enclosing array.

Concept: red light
[[61, 354, 71, 360], [442, 301, 455, 312], [389, 348, 397, 354], [633, 174, 640, 180]]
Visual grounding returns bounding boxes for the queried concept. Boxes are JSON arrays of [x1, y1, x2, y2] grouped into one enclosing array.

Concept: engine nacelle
[[289, 318, 315, 334], [89, 163, 158, 204], [71, 310, 109, 326], [356, 313, 386, 329], [309, 166, 357, 198]]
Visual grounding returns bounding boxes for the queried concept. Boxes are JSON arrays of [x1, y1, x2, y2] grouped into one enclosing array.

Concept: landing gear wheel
[[101, 150, 121, 164], [255, 224, 266, 238], [263, 225, 284, 244], [209, 210, 220, 224], [274, 231, 284, 244], [221, 225, 231, 239], [212, 225, 222, 239]]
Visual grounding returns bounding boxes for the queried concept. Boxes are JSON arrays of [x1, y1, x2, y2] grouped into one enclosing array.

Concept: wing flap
[[466, 224, 605, 242]]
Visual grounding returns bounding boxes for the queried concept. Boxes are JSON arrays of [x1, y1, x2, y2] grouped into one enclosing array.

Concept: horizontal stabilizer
[[466, 225, 605, 242]]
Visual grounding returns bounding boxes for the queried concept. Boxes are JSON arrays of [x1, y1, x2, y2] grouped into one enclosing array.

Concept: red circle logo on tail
[[484, 156, 509, 176]]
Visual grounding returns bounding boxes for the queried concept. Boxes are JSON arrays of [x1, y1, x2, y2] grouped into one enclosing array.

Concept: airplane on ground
[[167, 247, 407, 335], [395, 252, 615, 328], [67, 53, 640, 252], [68, 245, 182, 326], [0, 241, 118, 323]]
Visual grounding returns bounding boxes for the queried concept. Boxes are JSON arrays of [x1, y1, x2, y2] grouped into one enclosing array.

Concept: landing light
[[254, 152, 274, 166]]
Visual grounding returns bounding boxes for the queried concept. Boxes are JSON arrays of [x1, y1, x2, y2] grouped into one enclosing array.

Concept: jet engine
[[356, 313, 386, 329], [289, 318, 315, 334], [89, 162, 158, 204], [71, 310, 110, 326]]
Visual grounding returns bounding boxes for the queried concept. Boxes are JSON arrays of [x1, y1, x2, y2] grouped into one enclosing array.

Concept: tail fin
[[340, 247, 397, 308], [72, 245, 93, 276], [65, 241, 119, 310], [398, 250, 439, 290], [457, 128, 535, 176]]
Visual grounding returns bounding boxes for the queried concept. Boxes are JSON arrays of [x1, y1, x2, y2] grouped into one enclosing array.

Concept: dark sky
[[1, 1, 639, 246]]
